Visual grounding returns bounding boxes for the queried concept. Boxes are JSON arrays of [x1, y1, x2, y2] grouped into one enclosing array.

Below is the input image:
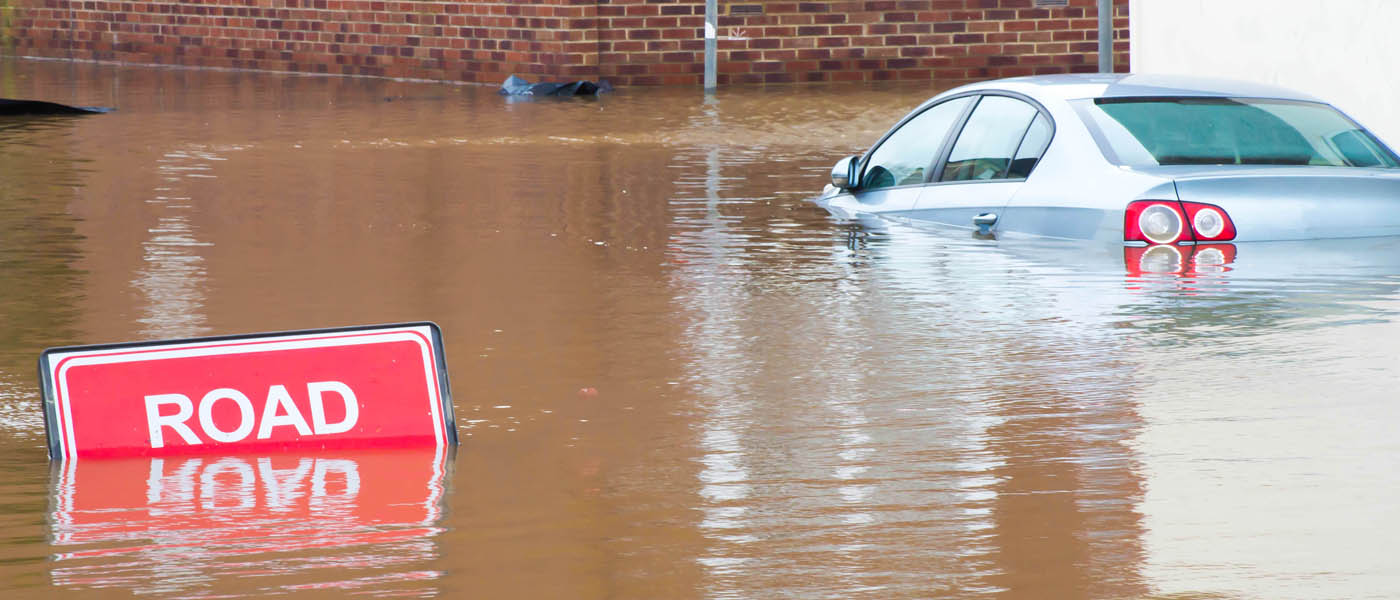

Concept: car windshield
[[1075, 97, 1400, 168]]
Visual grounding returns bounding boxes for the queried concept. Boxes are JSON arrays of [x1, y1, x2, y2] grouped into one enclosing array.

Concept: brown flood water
[[2, 58, 1400, 599]]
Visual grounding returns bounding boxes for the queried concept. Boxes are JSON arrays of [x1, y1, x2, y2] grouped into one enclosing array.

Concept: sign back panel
[[39, 323, 456, 460]]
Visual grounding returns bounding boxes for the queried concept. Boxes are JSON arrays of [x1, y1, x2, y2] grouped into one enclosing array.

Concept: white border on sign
[[47, 325, 443, 461]]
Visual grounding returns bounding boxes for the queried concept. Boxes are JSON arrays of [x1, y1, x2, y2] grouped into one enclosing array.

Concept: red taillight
[[1181, 201, 1236, 241], [1125, 200, 1188, 244], [1124, 200, 1236, 244]]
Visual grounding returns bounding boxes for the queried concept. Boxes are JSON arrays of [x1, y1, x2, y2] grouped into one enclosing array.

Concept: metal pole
[[704, 0, 718, 92], [1098, 0, 1113, 73]]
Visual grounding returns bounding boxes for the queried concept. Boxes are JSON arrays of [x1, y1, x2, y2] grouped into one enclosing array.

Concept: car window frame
[[1007, 112, 1055, 179], [928, 91, 1057, 187], [855, 95, 978, 193]]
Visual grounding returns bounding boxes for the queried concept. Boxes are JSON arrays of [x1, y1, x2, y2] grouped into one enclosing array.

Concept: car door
[[912, 94, 1051, 232], [850, 96, 976, 218]]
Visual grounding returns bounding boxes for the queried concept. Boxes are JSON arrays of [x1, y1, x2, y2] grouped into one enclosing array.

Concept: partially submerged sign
[[40, 323, 456, 460]]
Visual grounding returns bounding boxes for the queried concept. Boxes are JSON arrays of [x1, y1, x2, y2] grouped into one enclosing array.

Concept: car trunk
[[1142, 166, 1400, 241]]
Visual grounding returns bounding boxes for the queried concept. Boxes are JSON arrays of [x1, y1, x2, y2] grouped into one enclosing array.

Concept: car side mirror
[[830, 155, 860, 190]]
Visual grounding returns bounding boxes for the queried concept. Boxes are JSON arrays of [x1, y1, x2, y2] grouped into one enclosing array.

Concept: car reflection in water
[[1122, 236, 1400, 290], [49, 448, 450, 596], [844, 211, 1400, 329], [1124, 243, 1237, 278]]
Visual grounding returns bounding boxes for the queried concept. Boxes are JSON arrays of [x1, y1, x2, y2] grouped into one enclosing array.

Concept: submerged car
[[817, 74, 1400, 245]]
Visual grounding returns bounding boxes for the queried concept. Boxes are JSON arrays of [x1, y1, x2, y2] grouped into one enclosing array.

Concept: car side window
[[1008, 112, 1053, 178], [941, 96, 1042, 182], [861, 96, 974, 191]]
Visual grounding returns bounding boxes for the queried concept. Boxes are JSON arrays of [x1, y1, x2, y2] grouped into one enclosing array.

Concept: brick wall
[[0, 0, 1128, 86]]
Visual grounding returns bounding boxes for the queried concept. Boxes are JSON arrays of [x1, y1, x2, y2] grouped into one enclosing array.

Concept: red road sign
[[39, 323, 456, 460]]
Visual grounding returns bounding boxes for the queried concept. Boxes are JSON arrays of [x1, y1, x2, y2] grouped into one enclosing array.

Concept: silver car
[[817, 74, 1400, 247]]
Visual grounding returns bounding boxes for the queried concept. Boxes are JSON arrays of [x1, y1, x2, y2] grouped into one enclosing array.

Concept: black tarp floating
[[0, 99, 113, 115], [498, 75, 613, 98]]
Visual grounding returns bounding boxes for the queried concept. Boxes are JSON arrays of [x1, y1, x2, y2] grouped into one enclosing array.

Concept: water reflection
[[132, 146, 224, 339], [829, 219, 1400, 599], [0, 115, 87, 442], [4, 56, 1400, 599], [667, 140, 1150, 596], [49, 448, 449, 597], [1124, 243, 1237, 279], [1115, 237, 1400, 341], [674, 188, 1400, 598]]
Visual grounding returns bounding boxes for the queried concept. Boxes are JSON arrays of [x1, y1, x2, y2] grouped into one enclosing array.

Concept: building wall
[[1130, 0, 1399, 146], [1, 0, 1128, 86], [600, 0, 1129, 85]]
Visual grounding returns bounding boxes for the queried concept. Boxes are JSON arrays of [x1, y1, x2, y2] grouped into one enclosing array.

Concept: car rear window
[[1075, 97, 1400, 168]]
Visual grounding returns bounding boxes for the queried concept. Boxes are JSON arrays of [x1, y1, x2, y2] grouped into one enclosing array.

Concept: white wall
[[1130, 0, 1400, 147]]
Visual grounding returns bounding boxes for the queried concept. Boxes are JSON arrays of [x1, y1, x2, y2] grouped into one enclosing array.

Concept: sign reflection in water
[[49, 448, 449, 596]]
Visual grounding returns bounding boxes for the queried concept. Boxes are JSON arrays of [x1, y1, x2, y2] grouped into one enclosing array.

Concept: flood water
[[2, 57, 1399, 599]]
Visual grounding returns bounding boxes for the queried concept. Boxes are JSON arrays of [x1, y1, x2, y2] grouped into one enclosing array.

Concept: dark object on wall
[[499, 75, 613, 98], [0, 99, 113, 115]]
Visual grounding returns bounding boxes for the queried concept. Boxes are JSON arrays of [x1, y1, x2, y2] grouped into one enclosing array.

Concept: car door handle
[[973, 212, 998, 235]]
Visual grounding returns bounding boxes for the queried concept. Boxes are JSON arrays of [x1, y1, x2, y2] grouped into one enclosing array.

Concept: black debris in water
[[0, 99, 113, 115], [498, 75, 613, 98]]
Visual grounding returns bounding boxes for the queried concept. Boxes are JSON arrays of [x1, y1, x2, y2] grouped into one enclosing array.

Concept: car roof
[[944, 73, 1324, 104]]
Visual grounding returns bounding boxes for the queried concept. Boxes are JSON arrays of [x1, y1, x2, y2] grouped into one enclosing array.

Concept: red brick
[[6, 0, 1129, 86]]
